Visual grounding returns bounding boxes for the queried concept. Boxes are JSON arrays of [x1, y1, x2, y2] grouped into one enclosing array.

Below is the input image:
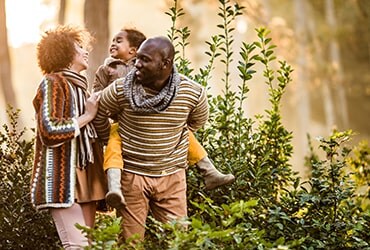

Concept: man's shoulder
[[179, 74, 204, 92], [106, 76, 127, 97]]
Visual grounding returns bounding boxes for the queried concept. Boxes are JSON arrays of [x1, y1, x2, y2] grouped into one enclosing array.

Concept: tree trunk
[[293, 0, 310, 153], [307, 13, 335, 131], [0, 0, 18, 109], [84, 0, 110, 92], [325, 0, 349, 129], [357, 0, 370, 65], [58, 0, 67, 24]]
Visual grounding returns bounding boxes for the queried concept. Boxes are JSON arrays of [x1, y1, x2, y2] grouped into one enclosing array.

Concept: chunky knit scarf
[[58, 69, 98, 169], [123, 67, 181, 113]]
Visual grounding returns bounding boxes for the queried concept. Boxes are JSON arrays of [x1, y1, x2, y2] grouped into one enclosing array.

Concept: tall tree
[[58, 0, 66, 24], [0, 0, 18, 110], [306, 7, 335, 131], [357, 0, 370, 64], [84, 0, 110, 91], [293, 0, 310, 154], [325, 0, 348, 129]]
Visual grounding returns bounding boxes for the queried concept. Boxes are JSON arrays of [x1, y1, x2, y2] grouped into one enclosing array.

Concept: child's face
[[109, 31, 135, 61]]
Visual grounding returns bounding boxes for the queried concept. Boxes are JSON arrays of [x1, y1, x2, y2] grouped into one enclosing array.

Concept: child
[[94, 28, 235, 209]]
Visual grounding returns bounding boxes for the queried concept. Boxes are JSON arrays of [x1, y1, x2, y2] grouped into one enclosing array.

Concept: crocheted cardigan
[[31, 73, 79, 210]]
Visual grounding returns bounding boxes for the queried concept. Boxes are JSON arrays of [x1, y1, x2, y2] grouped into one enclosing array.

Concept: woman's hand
[[77, 91, 101, 128], [85, 91, 101, 119]]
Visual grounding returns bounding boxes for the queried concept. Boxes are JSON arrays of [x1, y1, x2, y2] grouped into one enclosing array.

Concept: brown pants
[[118, 170, 187, 240]]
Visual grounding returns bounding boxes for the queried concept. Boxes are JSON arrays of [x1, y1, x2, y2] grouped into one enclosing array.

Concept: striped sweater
[[94, 74, 209, 176]]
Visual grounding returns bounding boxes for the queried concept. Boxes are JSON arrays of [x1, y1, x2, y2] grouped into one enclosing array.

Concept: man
[[93, 29, 233, 211], [93, 36, 209, 240]]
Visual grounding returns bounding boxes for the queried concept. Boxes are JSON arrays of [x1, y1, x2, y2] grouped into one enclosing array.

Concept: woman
[[31, 25, 107, 249]]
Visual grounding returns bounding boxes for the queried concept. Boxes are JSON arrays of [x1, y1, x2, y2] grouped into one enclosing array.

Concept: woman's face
[[70, 43, 89, 73]]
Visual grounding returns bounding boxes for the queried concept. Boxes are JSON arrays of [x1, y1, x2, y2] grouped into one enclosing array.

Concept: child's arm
[[93, 65, 111, 92], [103, 123, 124, 171]]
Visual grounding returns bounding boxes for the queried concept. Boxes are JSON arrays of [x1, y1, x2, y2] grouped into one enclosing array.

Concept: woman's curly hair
[[37, 25, 94, 74]]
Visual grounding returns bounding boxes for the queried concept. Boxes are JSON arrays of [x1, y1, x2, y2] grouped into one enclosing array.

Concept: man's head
[[109, 28, 146, 61], [134, 36, 175, 90]]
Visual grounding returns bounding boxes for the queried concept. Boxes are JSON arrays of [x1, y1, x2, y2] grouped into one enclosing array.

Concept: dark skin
[[134, 36, 175, 91]]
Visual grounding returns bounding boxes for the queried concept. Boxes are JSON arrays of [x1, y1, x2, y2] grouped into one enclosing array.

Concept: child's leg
[[188, 131, 235, 190], [187, 130, 207, 166], [104, 123, 124, 171], [104, 123, 126, 209]]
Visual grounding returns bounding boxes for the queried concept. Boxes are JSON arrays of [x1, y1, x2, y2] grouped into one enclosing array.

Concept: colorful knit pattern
[[31, 73, 78, 210]]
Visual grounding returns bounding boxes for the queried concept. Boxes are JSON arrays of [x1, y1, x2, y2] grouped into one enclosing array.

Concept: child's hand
[[107, 65, 120, 80]]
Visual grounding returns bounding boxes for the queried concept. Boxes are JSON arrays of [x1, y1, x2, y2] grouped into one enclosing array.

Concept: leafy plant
[[78, 214, 129, 250], [347, 140, 370, 209], [2, 0, 370, 249], [293, 131, 370, 248], [146, 0, 370, 249], [0, 107, 61, 249]]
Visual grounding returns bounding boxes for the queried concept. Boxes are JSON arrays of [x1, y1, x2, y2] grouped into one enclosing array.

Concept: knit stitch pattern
[[94, 71, 209, 176], [31, 73, 77, 210]]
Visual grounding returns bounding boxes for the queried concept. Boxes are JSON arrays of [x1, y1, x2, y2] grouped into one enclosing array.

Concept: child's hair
[[121, 27, 146, 49]]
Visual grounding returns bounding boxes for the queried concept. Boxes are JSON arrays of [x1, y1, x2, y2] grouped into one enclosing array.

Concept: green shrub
[[138, 0, 370, 249], [2, 0, 370, 249], [268, 131, 370, 249], [0, 107, 61, 249], [347, 140, 370, 210]]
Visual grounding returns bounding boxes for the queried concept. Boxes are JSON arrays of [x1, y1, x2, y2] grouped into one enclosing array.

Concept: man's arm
[[93, 80, 122, 144], [187, 86, 209, 132]]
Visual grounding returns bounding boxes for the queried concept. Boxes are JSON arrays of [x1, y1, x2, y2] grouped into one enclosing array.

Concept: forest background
[[0, 0, 369, 180]]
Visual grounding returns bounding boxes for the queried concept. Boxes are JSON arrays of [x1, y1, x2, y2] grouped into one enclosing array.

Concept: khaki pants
[[118, 170, 187, 240]]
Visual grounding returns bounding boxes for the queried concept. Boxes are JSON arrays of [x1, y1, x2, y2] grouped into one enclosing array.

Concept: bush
[[2, 0, 370, 249], [0, 107, 61, 249], [347, 140, 370, 210], [139, 0, 370, 249]]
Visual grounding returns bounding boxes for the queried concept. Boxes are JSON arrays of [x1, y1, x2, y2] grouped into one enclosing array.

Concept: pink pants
[[50, 202, 96, 249]]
